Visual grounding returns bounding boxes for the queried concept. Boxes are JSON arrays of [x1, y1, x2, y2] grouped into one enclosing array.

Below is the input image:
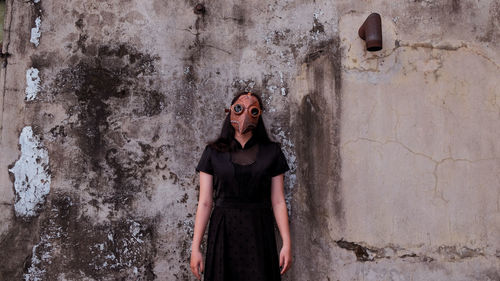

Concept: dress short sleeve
[[270, 143, 290, 177], [196, 145, 214, 175]]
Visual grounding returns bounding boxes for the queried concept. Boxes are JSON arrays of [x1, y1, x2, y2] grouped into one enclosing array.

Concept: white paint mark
[[24, 243, 46, 281], [279, 71, 287, 96], [8, 126, 51, 218], [105, 253, 116, 260], [30, 16, 42, 47], [130, 221, 144, 243], [267, 85, 277, 93], [33, 0, 41, 3], [25, 67, 41, 101], [313, 10, 324, 20]]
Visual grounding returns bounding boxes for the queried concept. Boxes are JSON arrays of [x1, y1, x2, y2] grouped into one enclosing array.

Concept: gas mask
[[230, 93, 262, 135]]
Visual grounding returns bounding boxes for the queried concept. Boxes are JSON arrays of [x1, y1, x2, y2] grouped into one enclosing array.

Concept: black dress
[[195, 134, 290, 281]]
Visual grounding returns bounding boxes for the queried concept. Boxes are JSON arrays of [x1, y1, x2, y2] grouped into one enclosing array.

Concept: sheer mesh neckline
[[232, 133, 258, 150], [231, 141, 259, 165], [232, 160, 257, 167], [230, 133, 259, 165]]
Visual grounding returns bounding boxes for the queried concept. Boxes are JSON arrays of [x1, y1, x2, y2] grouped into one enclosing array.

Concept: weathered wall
[[0, 0, 498, 280]]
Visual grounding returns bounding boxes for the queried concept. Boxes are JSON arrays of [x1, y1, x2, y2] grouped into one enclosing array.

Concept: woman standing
[[190, 92, 292, 281]]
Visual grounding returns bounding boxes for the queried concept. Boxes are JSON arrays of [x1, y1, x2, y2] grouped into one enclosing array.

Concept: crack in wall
[[341, 137, 500, 203]]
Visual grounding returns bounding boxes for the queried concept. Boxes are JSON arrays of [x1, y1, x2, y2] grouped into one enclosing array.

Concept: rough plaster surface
[[0, 0, 499, 280]]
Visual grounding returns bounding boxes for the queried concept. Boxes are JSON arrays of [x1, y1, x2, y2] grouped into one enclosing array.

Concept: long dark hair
[[208, 91, 276, 152]]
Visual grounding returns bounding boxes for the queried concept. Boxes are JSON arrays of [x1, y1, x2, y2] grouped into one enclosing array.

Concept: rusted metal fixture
[[194, 4, 205, 15], [358, 13, 382, 51]]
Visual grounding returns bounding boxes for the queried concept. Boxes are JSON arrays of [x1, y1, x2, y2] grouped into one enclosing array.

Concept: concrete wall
[[0, 0, 498, 280]]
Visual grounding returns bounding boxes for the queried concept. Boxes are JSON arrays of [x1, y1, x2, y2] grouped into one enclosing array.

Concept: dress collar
[[233, 133, 258, 150]]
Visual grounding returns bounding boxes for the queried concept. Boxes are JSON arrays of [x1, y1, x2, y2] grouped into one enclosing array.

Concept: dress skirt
[[203, 199, 281, 281]]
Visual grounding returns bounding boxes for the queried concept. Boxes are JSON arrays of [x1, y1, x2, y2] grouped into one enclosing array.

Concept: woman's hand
[[190, 171, 213, 280], [279, 245, 292, 275], [190, 249, 204, 280]]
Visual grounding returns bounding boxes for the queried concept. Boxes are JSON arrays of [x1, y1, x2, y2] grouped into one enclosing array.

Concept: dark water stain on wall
[[292, 38, 343, 278], [299, 39, 343, 222], [232, 4, 250, 49], [477, 1, 500, 43], [60, 42, 163, 224], [231, 4, 249, 26], [451, 0, 461, 13], [20, 193, 158, 280], [0, 219, 39, 279], [2, 42, 168, 279], [310, 16, 325, 36], [50, 44, 161, 177]]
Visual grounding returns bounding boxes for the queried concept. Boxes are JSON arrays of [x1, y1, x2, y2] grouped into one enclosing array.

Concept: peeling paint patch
[[30, 16, 42, 47], [8, 126, 51, 218], [25, 67, 41, 101]]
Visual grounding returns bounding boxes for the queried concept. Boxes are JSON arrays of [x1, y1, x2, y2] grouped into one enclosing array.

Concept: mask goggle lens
[[250, 106, 261, 117], [232, 104, 261, 117], [233, 104, 243, 114]]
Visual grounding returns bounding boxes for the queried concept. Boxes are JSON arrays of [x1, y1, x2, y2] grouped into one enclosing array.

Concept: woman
[[190, 91, 292, 281]]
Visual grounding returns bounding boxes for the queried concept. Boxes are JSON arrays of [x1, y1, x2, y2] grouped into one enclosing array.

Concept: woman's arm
[[271, 173, 292, 274], [190, 171, 214, 280]]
